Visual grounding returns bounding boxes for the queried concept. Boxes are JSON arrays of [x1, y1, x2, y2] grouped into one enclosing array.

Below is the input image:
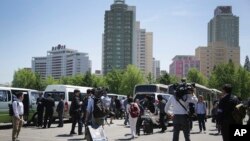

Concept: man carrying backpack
[[127, 97, 140, 139], [12, 92, 24, 141]]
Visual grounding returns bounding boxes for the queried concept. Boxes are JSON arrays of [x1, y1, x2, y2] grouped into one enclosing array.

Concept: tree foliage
[[121, 65, 144, 96], [156, 73, 171, 85], [187, 68, 207, 85], [105, 69, 123, 94], [12, 69, 40, 90], [208, 61, 250, 99]]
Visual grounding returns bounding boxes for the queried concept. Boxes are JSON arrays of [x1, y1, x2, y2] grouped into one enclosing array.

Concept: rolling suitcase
[[85, 125, 108, 141], [143, 118, 153, 134]]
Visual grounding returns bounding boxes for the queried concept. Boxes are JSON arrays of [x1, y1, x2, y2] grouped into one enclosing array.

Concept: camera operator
[[164, 80, 198, 141]]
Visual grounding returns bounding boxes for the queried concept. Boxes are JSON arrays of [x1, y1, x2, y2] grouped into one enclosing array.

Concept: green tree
[[187, 68, 207, 85], [156, 73, 171, 85], [236, 67, 250, 99], [82, 71, 93, 87], [105, 69, 123, 94], [244, 55, 250, 71], [43, 76, 58, 86], [208, 61, 239, 95], [146, 73, 155, 84], [92, 75, 107, 88], [121, 65, 144, 96], [12, 69, 38, 89]]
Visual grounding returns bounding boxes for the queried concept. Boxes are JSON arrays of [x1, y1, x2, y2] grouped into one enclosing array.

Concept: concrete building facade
[[102, 0, 136, 74], [136, 21, 153, 75], [195, 42, 240, 77], [169, 55, 200, 78], [208, 6, 239, 47], [152, 58, 160, 79], [32, 44, 91, 79]]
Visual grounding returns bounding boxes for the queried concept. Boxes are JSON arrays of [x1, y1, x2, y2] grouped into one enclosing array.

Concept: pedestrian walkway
[[0, 119, 222, 141]]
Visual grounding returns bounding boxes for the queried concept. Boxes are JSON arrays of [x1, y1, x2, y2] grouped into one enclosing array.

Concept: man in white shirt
[[165, 86, 197, 141], [12, 92, 24, 141]]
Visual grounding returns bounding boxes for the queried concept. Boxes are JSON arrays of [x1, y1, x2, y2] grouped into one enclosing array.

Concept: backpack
[[232, 103, 246, 124], [9, 101, 19, 116], [129, 103, 140, 118], [93, 98, 107, 118]]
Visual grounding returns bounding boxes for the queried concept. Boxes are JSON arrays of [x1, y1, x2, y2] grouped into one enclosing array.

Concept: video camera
[[92, 87, 109, 98], [173, 80, 195, 101]]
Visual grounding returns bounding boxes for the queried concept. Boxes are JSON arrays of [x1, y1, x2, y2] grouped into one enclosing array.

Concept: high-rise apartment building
[[208, 6, 239, 47], [32, 44, 91, 79], [169, 55, 200, 78], [102, 0, 136, 74], [196, 6, 240, 77], [136, 21, 153, 75], [152, 58, 160, 79]]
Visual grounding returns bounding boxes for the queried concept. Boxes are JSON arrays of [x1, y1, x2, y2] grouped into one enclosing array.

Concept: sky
[[0, 0, 250, 84]]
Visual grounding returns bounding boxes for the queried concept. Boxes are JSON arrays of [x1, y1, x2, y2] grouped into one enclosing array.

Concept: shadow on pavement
[[209, 133, 221, 136], [57, 134, 73, 137], [190, 131, 202, 134], [68, 138, 85, 141], [115, 137, 134, 141]]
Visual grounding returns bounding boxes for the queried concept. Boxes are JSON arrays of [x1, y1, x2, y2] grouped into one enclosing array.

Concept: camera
[[93, 87, 109, 98], [173, 81, 195, 101]]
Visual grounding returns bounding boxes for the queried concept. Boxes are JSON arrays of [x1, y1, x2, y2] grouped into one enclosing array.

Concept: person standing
[[56, 95, 64, 127], [12, 92, 24, 141], [196, 95, 207, 133], [36, 92, 44, 127], [123, 95, 131, 126], [217, 84, 239, 141], [70, 89, 83, 135], [135, 99, 144, 136], [127, 98, 140, 139], [164, 86, 198, 141], [157, 95, 167, 133], [43, 93, 55, 128]]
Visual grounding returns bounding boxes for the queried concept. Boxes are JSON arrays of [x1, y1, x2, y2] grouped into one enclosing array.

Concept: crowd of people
[[10, 82, 250, 141]]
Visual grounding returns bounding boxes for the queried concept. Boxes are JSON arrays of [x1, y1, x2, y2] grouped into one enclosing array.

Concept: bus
[[0, 87, 41, 124], [133, 84, 168, 97], [167, 83, 221, 117]]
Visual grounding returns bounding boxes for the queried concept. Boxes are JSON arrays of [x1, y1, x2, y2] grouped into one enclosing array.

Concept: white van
[[44, 85, 92, 119], [0, 87, 41, 124]]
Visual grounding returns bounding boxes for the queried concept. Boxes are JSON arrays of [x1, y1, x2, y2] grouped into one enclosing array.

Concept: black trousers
[[173, 115, 190, 141], [58, 112, 64, 127], [221, 123, 230, 141], [136, 116, 143, 135], [159, 113, 167, 131], [70, 113, 83, 134], [37, 108, 44, 127], [44, 110, 53, 128], [197, 114, 206, 131]]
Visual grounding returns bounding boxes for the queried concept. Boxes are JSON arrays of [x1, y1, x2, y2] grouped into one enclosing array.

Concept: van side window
[[0, 90, 9, 102], [31, 92, 39, 104], [68, 92, 74, 101]]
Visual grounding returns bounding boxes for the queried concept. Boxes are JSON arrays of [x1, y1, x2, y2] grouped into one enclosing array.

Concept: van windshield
[[44, 91, 65, 101]]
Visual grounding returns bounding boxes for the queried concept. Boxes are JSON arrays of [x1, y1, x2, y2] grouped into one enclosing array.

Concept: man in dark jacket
[[56, 95, 64, 127], [217, 84, 239, 141], [36, 92, 44, 127], [70, 89, 83, 135], [43, 93, 55, 128], [157, 95, 167, 133]]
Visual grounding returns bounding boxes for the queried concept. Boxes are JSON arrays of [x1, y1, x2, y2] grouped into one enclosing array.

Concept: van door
[[0, 89, 12, 122]]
